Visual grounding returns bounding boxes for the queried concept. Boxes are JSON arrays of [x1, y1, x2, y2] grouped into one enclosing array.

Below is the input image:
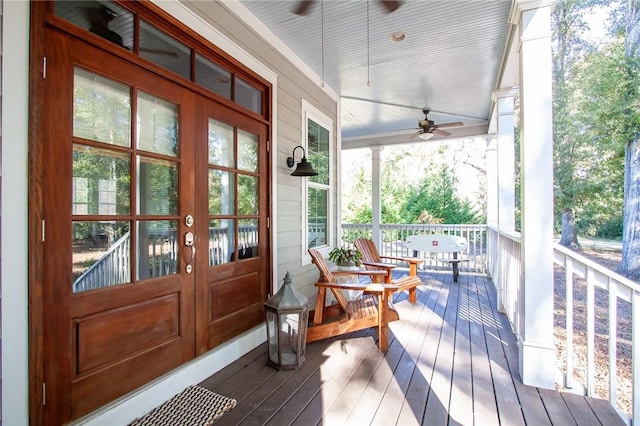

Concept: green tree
[[401, 165, 481, 224], [343, 167, 372, 223], [569, 39, 626, 239], [553, 0, 606, 249]]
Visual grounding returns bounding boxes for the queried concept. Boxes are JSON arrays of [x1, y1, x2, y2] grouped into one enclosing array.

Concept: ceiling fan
[[293, 0, 402, 15], [415, 109, 463, 140]]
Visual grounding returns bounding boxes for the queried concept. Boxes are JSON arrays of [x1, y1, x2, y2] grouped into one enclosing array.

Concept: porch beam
[[515, 0, 556, 389]]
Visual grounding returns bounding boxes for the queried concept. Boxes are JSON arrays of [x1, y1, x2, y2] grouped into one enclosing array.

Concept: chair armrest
[[361, 261, 395, 271], [332, 269, 388, 278], [315, 281, 398, 292], [380, 255, 422, 265]]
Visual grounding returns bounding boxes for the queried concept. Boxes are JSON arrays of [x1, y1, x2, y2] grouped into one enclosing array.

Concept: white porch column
[[514, 1, 555, 389], [487, 90, 515, 312], [486, 138, 498, 230], [497, 93, 516, 231], [370, 146, 383, 248]]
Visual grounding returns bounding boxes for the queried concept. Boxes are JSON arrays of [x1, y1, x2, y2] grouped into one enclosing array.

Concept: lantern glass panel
[[278, 313, 300, 366], [266, 310, 278, 363]]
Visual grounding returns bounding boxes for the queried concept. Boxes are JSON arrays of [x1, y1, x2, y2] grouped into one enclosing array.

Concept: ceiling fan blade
[[434, 128, 452, 137], [293, 1, 315, 15], [436, 121, 464, 128], [380, 1, 402, 13]]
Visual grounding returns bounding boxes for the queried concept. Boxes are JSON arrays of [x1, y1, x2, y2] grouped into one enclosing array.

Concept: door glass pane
[[72, 221, 131, 293], [137, 220, 178, 279], [55, 1, 134, 50], [235, 77, 262, 115], [308, 187, 328, 248], [239, 219, 258, 260], [237, 130, 258, 172], [138, 157, 178, 215], [73, 144, 131, 215], [74, 67, 131, 147], [195, 53, 231, 100], [137, 91, 179, 157], [238, 174, 258, 215], [209, 219, 234, 266], [208, 119, 234, 167], [140, 20, 191, 80], [209, 169, 234, 215]]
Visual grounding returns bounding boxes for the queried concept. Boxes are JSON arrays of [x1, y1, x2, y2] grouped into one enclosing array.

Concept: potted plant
[[328, 246, 362, 269]]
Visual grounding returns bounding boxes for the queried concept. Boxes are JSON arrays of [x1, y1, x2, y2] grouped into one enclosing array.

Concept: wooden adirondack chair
[[354, 238, 423, 303], [307, 248, 399, 352]]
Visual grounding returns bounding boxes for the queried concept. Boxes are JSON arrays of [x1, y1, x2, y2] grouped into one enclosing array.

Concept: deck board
[[197, 270, 625, 426], [468, 275, 500, 426]]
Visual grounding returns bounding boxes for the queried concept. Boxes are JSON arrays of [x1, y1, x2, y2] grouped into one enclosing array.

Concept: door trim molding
[[2, 1, 30, 424]]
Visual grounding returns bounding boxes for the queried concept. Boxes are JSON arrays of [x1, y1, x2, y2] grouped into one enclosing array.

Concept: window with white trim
[[302, 100, 332, 254]]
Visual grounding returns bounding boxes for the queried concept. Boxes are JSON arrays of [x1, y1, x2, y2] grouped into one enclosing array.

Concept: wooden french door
[[39, 26, 269, 423], [193, 100, 269, 353]]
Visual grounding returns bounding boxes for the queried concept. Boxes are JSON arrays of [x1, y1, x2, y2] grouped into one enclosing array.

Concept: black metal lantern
[[264, 271, 309, 370]]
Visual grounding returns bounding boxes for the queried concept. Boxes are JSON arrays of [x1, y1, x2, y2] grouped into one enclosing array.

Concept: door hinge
[[42, 382, 46, 406], [42, 219, 45, 242], [43, 57, 47, 79], [267, 140, 270, 152], [267, 217, 270, 229]]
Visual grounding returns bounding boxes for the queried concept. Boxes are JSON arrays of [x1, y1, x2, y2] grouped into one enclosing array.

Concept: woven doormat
[[130, 385, 236, 426]]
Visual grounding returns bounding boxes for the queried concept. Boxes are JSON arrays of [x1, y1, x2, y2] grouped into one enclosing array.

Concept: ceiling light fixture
[[390, 31, 406, 42], [419, 132, 434, 141]]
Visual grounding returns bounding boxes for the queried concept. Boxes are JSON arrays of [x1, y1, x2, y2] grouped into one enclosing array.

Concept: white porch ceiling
[[238, 0, 515, 146]]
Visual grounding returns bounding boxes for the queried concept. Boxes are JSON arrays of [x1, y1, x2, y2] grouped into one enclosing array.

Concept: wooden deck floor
[[199, 270, 625, 426]]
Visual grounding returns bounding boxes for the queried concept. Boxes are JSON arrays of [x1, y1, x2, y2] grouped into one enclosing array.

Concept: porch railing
[[73, 226, 260, 292], [487, 227, 637, 424], [73, 231, 131, 293], [341, 223, 487, 274]]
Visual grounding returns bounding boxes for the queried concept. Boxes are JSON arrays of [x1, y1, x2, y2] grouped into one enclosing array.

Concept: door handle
[[184, 231, 195, 273]]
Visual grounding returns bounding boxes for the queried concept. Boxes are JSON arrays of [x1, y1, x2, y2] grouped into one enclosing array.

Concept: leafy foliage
[[400, 165, 482, 224], [341, 146, 484, 225], [552, 0, 629, 242], [567, 38, 628, 239]]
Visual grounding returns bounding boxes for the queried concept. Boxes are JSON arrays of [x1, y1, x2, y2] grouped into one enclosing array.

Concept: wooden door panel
[[209, 271, 262, 320], [71, 341, 182, 419], [207, 302, 265, 349], [75, 294, 180, 374]]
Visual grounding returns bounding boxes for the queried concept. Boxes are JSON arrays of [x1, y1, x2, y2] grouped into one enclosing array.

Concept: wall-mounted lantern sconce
[[286, 145, 318, 177]]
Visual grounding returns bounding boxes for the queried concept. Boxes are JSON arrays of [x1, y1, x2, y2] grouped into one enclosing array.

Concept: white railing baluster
[[587, 268, 595, 396], [566, 257, 575, 389], [609, 278, 617, 408]]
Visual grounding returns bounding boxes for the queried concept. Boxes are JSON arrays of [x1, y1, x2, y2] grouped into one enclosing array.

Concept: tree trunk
[[619, 139, 640, 279], [619, 0, 640, 280], [559, 208, 580, 249]]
